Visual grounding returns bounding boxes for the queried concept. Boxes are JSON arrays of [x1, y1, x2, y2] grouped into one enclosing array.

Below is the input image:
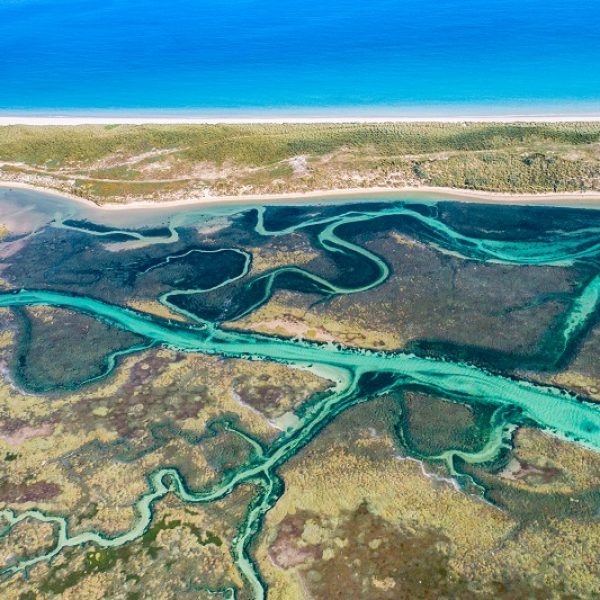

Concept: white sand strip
[[1, 181, 600, 211], [1, 115, 600, 126]]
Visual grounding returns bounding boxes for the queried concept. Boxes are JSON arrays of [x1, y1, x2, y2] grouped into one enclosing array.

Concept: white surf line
[[2, 115, 600, 125]]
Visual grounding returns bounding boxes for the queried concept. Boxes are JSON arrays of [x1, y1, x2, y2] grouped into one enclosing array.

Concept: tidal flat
[[0, 191, 600, 598]]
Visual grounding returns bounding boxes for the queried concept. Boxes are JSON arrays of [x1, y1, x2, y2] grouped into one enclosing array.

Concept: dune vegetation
[[0, 123, 599, 203]]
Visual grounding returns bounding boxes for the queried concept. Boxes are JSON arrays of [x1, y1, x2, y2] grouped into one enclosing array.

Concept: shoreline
[[3, 115, 600, 126], [2, 181, 600, 211]]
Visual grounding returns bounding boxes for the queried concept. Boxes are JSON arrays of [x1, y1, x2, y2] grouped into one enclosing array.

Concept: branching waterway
[[1, 195, 600, 598]]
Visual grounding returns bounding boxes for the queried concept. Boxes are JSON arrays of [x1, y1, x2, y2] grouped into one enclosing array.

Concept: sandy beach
[[2, 180, 600, 212], [2, 115, 600, 126]]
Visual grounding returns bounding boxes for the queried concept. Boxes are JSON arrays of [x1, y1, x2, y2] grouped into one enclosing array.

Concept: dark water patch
[[1, 226, 219, 305], [396, 391, 495, 456], [255, 205, 313, 232], [406, 337, 559, 374], [169, 219, 389, 323], [257, 202, 430, 233], [138, 247, 248, 292], [63, 219, 172, 239], [307, 226, 386, 285], [12, 307, 145, 392], [406, 277, 598, 374], [318, 233, 578, 363], [437, 202, 600, 242], [171, 259, 378, 323], [255, 203, 352, 232]]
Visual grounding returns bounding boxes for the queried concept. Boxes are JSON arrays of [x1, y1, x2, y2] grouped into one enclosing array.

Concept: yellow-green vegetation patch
[[228, 291, 405, 349], [259, 400, 600, 599], [499, 427, 600, 494], [2, 497, 244, 599], [1, 123, 599, 203]]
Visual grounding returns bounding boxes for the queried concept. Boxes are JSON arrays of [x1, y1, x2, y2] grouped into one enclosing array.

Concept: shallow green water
[[1, 197, 600, 597]]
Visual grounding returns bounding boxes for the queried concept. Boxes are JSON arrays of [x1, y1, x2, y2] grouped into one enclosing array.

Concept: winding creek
[[1, 192, 600, 597]]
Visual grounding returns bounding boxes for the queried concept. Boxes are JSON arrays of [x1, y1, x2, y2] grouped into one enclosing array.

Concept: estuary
[[1, 191, 600, 598]]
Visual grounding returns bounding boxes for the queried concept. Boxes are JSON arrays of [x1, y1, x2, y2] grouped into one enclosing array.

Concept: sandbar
[[1, 181, 600, 212]]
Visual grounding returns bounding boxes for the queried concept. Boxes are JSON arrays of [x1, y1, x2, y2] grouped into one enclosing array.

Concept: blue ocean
[[1, 0, 599, 115]]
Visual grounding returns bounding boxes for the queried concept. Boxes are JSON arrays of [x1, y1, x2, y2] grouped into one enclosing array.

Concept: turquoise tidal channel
[[2, 199, 600, 598]]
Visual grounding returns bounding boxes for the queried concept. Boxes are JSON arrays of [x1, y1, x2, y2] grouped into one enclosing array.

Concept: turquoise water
[[1, 0, 600, 115], [2, 285, 600, 595], [1, 192, 600, 597]]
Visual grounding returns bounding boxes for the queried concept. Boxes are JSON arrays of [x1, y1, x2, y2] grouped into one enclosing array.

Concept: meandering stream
[[1, 195, 600, 598]]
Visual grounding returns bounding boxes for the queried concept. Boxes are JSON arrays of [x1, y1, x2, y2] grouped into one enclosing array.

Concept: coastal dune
[[1, 121, 599, 208]]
